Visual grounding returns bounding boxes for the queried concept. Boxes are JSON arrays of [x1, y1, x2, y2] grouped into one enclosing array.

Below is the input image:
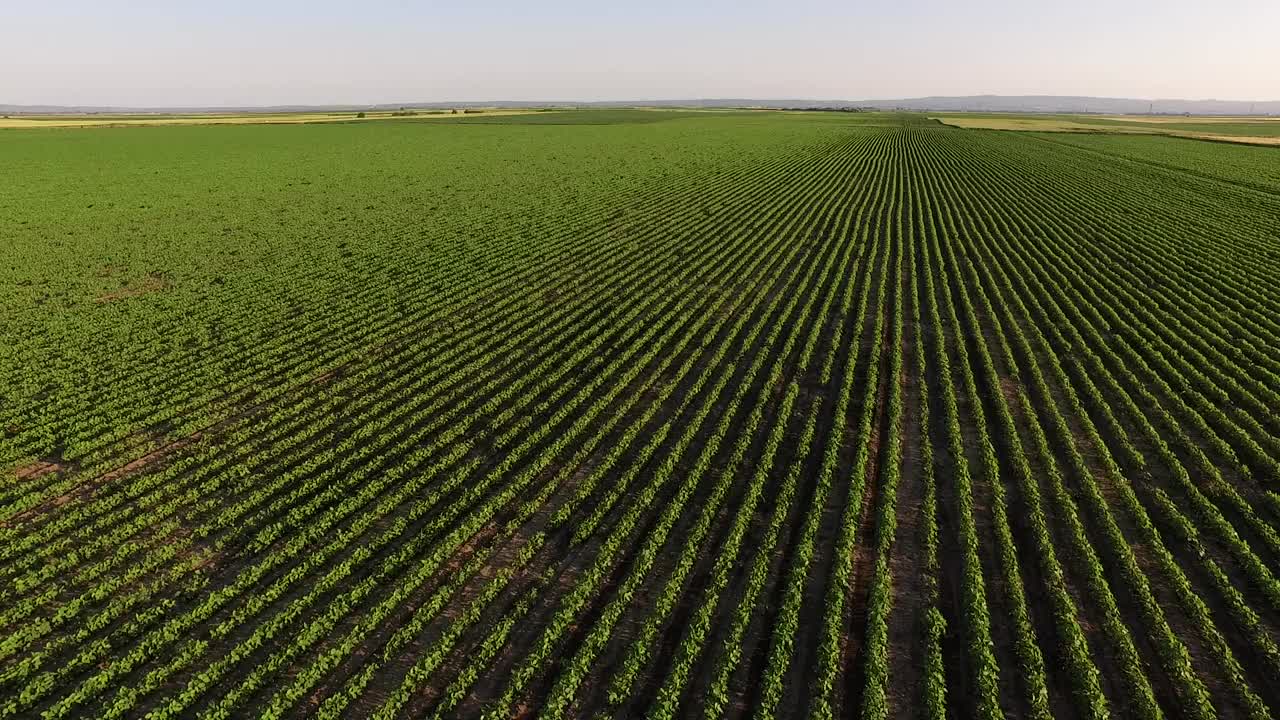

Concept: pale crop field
[[0, 108, 550, 129], [931, 111, 1280, 145]]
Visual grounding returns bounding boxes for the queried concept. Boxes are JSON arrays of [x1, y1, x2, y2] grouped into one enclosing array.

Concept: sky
[[4, 0, 1278, 107]]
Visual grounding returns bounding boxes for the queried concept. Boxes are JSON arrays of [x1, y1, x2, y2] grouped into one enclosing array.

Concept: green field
[[2, 110, 1279, 718]]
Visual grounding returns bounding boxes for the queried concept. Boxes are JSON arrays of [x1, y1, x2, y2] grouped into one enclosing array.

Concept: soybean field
[[2, 110, 1279, 719]]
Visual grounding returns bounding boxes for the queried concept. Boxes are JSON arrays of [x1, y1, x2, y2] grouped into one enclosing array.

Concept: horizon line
[[5, 93, 1280, 113]]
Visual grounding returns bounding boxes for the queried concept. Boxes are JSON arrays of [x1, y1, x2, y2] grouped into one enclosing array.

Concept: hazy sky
[[4, 0, 1278, 106]]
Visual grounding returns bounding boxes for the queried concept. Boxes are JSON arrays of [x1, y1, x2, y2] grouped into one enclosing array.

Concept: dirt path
[[883, 262, 926, 719]]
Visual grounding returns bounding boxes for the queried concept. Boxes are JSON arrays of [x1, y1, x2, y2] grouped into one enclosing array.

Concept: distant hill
[[841, 95, 1280, 115], [3, 95, 1279, 116]]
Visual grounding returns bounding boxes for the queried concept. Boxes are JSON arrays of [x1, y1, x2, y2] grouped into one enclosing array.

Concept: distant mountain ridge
[[3, 95, 1279, 115], [845, 95, 1280, 115]]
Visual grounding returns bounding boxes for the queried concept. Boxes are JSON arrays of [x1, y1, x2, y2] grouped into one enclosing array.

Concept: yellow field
[[1181, 133, 1280, 146], [931, 116, 1118, 132], [0, 109, 550, 129], [931, 113, 1280, 147], [1101, 115, 1280, 125]]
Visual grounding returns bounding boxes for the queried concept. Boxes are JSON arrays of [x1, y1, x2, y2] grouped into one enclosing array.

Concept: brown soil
[[2, 434, 200, 527], [96, 274, 170, 303], [884, 283, 925, 720], [842, 351, 888, 717], [14, 459, 66, 481], [998, 375, 1021, 405], [100, 434, 201, 484]]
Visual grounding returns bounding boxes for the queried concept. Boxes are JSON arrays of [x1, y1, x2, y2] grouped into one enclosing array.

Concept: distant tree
[[356, 111, 366, 118], [450, 109, 458, 115]]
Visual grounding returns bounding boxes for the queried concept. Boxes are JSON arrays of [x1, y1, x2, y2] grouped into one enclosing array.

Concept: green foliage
[[2, 112, 1278, 720]]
